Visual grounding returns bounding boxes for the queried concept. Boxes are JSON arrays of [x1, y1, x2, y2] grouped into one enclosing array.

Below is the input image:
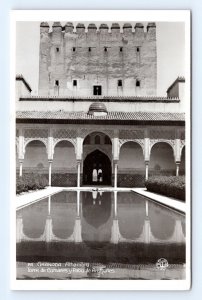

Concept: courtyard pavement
[[133, 188, 186, 214], [16, 186, 186, 213]]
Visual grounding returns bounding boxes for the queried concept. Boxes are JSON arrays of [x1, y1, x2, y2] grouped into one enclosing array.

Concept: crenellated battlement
[[39, 21, 157, 97], [40, 21, 156, 36]]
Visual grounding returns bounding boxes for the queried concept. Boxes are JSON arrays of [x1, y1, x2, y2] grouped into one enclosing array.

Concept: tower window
[[118, 80, 122, 87], [95, 135, 101, 144], [56, 47, 60, 52], [72, 47, 76, 52], [104, 47, 108, 52], [93, 85, 102, 96], [136, 47, 140, 52], [120, 47, 123, 52], [55, 80, 59, 86], [88, 47, 91, 52], [104, 135, 111, 145], [73, 80, 77, 87], [136, 80, 140, 87]]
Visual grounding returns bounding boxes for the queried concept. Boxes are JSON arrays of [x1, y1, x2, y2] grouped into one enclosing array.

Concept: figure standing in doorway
[[98, 165, 103, 183], [92, 167, 98, 182]]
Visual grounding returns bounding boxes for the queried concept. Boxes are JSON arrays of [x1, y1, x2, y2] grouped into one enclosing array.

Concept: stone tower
[[38, 22, 157, 97]]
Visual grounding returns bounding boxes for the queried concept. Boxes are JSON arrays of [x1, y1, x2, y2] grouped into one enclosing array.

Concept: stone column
[[112, 133, 119, 189], [176, 161, 180, 177], [175, 132, 181, 177], [145, 160, 149, 181], [114, 160, 118, 189], [48, 160, 52, 186], [77, 160, 81, 188], [18, 128, 24, 176]]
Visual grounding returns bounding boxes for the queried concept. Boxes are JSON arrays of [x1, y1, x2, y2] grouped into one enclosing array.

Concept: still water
[[16, 191, 185, 280]]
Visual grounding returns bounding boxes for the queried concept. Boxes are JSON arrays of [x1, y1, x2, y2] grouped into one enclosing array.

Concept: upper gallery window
[[93, 85, 102, 96], [55, 80, 59, 86], [118, 80, 123, 87]]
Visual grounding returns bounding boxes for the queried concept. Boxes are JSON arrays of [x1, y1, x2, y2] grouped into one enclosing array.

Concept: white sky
[[16, 21, 185, 96]]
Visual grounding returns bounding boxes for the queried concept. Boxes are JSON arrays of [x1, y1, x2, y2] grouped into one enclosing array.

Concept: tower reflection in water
[[16, 191, 185, 264]]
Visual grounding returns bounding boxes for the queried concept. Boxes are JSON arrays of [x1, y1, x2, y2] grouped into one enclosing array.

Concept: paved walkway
[[133, 188, 186, 214], [16, 187, 63, 209]]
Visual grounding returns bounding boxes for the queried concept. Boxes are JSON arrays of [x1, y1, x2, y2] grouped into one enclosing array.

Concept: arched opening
[[118, 192, 145, 239], [17, 200, 48, 239], [118, 141, 145, 187], [24, 140, 48, 174], [180, 146, 185, 175], [51, 192, 77, 238], [150, 142, 175, 176], [83, 131, 112, 146], [52, 140, 76, 186], [104, 135, 111, 144], [83, 150, 112, 185], [83, 132, 112, 186], [82, 192, 112, 243]]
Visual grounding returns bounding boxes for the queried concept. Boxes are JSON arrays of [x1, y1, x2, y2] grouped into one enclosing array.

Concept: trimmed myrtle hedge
[[16, 173, 48, 194], [145, 176, 185, 201]]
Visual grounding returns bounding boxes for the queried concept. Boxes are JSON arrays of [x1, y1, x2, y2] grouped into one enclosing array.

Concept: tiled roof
[[16, 111, 185, 122], [167, 76, 185, 93], [19, 95, 180, 102], [16, 75, 32, 92]]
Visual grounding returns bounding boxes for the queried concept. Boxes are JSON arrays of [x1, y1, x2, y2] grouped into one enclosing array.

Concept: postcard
[[10, 10, 191, 290]]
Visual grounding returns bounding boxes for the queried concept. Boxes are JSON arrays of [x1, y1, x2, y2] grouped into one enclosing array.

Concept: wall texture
[[38, 22, 157, 97]]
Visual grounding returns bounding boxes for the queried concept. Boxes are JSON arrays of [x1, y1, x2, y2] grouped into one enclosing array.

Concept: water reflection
[[16, 191, 185, 245]]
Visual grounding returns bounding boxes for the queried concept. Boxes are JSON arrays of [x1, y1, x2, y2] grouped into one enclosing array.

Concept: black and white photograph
[[11, 10, 191, 290]]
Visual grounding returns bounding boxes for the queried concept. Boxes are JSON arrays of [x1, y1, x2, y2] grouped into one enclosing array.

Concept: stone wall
[[39, 22, 157, 97]]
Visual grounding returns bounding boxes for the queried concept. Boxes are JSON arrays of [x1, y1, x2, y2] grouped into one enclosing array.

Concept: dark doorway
[[93, 85, 102, 95], [83, 150, 111, 185]]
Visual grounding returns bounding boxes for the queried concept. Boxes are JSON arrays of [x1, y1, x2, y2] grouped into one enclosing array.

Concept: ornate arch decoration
[[180, 144, 185, 160], [83, 145, 112, 161], [119, 139, 145, 156], [24, 138, 48, 154], [53, 139, 77, 155], [16, 136, 19, 157], [81, 128, 114, 143], [149, 139, 175, 157]]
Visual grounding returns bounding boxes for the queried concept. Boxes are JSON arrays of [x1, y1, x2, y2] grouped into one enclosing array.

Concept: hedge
[[145, 176, 185, 201], [16, 173, 48, 194]]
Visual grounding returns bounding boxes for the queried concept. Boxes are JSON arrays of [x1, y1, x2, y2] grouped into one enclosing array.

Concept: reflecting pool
[[16, 191, 185, 280]]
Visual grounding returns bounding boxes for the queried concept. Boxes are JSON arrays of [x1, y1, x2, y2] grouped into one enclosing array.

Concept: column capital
[[113, 159, 119, 164], [76, 159, 82, 164], [145, 160, 149, 164], [48, 159, 53, 163]]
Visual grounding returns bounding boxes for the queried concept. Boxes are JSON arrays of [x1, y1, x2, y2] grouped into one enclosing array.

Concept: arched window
[[84, 135, 91, 145], [104, 135, 111, 145], [95, 135, 101, 144]]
